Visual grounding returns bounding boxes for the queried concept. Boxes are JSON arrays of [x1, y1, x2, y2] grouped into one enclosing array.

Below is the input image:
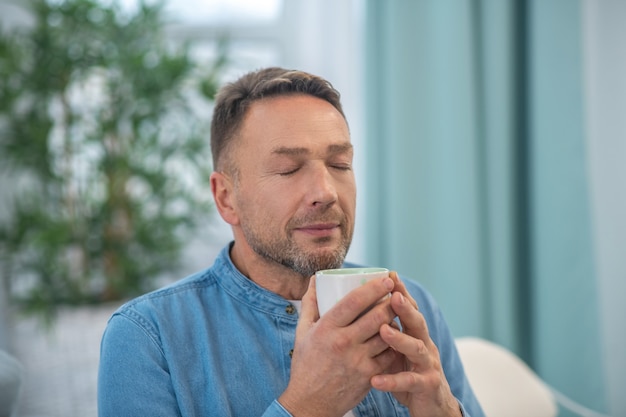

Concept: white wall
[[582, 1, 626, 415]]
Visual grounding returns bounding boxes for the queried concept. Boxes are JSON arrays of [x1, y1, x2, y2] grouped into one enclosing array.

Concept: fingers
[[371, 317, 460, 417], [371, 370, 424, 393], [316, 276, 399, 368], [295, 276, 318, 343], [378, 322, 432, 368], [326, 277, 394, 327], [372, 346, 400, 372], [300, 276, 395, 356], [388, 290, 430, 343], [371, 323, 437, 395], [389, 271, 418, 309]]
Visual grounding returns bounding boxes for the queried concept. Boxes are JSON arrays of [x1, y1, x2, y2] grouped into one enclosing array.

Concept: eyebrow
[[271, 143, 353, 157]]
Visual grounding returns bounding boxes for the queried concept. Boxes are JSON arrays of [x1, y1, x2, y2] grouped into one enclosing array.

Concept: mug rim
[[315, 267, 388, 276]]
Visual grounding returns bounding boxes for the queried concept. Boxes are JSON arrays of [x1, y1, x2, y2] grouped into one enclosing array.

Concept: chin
[[313, 247, 347, 267]]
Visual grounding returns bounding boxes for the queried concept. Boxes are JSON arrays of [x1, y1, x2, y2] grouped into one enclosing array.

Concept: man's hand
[[370, 272, 462, 417], [278, 275, 397, 417]]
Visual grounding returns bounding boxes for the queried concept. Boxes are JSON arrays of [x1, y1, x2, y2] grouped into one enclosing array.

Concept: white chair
[[455, 337, 611, 417]]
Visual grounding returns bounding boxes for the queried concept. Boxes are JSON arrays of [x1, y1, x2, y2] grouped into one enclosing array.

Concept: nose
[[307, 163, 338, 207]]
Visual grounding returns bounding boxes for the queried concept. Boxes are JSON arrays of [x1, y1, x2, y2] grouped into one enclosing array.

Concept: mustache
[[287, 208, 347, 229]]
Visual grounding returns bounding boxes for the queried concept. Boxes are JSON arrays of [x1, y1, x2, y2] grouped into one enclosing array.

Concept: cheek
[[239, 182, 295, 221], [338, 180, 357, 211]]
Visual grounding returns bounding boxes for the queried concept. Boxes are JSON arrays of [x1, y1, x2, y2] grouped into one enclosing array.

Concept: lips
[[294, 222, 340, 236]]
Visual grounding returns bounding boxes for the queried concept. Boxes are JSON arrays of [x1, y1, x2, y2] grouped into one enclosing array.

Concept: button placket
[[284, 304, 297, 359]]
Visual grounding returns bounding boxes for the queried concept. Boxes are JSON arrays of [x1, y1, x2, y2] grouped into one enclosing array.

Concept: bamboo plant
[[0, 0, 226, 320]]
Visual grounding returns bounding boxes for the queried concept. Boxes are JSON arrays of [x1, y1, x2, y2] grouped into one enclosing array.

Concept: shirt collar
[[212, 242, 301, 319]]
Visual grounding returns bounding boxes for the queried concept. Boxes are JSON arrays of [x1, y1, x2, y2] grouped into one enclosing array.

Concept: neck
[[229, 240, 310, 300]]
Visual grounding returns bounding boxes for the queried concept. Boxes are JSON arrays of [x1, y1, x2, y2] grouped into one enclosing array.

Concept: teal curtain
[[364, 0, 606, 414]]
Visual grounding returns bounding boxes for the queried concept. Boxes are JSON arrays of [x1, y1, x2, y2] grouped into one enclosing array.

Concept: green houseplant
[[0, 0, 226, 320]]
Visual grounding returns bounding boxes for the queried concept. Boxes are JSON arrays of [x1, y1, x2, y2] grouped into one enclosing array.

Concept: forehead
[[237, 94, 351, 153]]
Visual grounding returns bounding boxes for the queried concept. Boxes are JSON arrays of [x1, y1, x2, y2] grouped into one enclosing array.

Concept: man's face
[[228, 94, 356, 278]]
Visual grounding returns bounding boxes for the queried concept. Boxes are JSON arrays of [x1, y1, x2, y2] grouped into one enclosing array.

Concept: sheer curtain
[[583, 1, 626, 415], [363, 1, 615, 415]]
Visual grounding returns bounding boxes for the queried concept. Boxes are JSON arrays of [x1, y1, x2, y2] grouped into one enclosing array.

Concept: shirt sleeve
[[99, 312, 297, 417], [98, 313, 182, 417], [262, 400, 296, 417]]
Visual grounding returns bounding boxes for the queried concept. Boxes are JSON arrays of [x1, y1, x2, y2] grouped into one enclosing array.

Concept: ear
[[210, 171, 240, 226]]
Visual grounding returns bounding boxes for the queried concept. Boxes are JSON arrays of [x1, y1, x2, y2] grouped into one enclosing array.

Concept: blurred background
[[0, 0, 623, 416]]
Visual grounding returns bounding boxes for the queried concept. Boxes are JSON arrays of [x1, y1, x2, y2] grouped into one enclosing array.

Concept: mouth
[[293, 222, 341, 238]]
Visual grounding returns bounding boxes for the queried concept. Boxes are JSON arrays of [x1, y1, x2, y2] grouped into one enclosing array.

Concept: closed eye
[[331, 164, 352, 171], [278, 167, 300, 176]]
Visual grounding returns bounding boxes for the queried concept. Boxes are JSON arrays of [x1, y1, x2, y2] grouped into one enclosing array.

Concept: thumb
[[295, 276, 319, 342]]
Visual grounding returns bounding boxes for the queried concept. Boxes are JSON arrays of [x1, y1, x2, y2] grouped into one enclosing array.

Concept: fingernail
[[383, 278, 394, 291], [385, 324, 397, 336], [372, 375, 386, 385], [398, 293, 405, 304]]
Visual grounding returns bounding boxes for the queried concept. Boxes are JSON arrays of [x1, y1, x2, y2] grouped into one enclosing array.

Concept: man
[[98, 67, 484, 417]]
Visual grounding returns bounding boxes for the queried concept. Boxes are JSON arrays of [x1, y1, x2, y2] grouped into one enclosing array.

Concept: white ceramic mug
[[315, 267, 389, 316]]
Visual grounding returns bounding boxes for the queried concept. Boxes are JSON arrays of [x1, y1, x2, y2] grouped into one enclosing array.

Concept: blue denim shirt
[[98, 243, 484, 417]]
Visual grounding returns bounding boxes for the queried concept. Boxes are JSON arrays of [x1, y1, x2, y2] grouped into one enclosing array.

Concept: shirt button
[[285, 304, 296, 315]]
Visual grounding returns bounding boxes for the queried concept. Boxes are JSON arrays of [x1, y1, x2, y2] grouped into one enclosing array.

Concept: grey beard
[[241, 225, 351, 278], [275, 244, 346, 278]]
